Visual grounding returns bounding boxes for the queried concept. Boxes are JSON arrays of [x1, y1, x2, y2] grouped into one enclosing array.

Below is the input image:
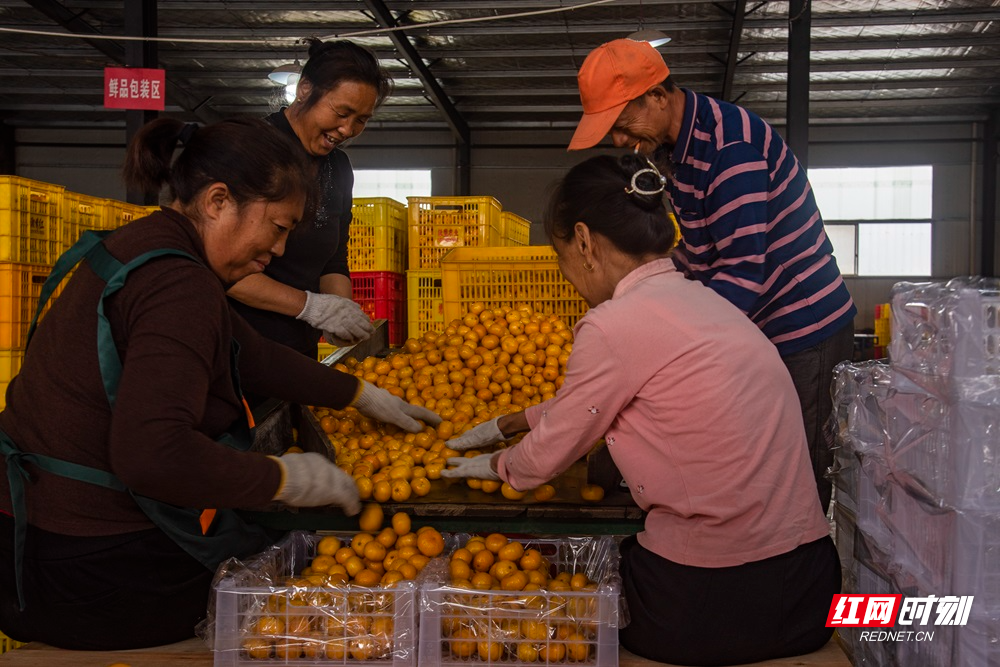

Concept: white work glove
[[441, 453, 501, 481], [269, 453, 361, 514], [296, 291, 375, 344], [447, 417, 505, 451], [352, 381, 443, 433]]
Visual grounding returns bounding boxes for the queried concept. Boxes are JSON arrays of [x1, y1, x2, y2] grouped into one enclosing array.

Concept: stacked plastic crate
[[0, 177, 65, 408], [831, 278, 1000, 666], [406, 196, 535, 341], [347, 197, 408, 348]]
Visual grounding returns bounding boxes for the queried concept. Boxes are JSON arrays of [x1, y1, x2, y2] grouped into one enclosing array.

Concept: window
[[353, 170, 432, 201], [810, 166, 933, 277]]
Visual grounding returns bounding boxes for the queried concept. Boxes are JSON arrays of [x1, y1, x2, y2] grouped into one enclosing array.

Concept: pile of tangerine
[[310, 304, 577, 500]]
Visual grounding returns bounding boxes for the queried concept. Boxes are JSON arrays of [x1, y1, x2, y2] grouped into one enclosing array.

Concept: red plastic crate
[[351, 271, 405, 347]]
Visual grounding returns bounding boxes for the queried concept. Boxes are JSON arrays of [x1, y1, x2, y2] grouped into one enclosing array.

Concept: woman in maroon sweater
[[0, 118, 438, 650]]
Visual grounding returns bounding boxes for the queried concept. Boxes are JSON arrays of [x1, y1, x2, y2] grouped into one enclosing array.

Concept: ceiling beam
[[362, 0, 470, 143], [20, 0, 222, 123]]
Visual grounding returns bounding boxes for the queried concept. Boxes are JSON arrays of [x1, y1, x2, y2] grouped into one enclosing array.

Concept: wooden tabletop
[[0, 637, 851, 667]]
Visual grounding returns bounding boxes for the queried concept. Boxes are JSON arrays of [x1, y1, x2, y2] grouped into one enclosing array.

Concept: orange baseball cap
[[568, 39, 670, 151]]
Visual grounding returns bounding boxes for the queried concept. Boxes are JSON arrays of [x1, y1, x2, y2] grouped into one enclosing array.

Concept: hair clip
[[178, 122, 200, 147], [625, 157, 667, 196]]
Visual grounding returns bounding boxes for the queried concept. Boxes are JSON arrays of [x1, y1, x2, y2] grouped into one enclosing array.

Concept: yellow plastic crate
[[500, 211, 531, 246], [62, 191, 106, 253], [0, 262, 60, 349], [0, 349, 24, 410], [348, 197, 407, 273], [440, 246, 589, 328], [0, 629, 26, 655], [406, 269, 443, 340], [0, 176, 64, 265], [104, 199, 149, 230], [317, 342, 336, 361], [143, 204, 162, 217], [407, 196, 502, 269]]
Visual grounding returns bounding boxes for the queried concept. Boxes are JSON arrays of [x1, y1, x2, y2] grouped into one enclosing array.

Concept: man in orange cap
[[570, 39, 856, 515]]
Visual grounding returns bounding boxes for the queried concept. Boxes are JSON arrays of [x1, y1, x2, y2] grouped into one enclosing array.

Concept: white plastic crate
[[418, 537, 619, 667], [212, 531, 418, 667]]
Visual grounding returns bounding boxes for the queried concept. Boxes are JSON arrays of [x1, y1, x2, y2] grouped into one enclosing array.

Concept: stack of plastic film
[[418, 535, 623, 667], [206, 531, 418, 666]]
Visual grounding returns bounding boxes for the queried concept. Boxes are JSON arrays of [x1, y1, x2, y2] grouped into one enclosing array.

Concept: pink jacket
[[496, 258, 830, 567]]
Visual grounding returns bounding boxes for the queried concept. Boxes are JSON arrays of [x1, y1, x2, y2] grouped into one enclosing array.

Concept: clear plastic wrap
[[832, 293, 1000, 666], [417, 536, 621, 667], [206, 531, 419, 666]]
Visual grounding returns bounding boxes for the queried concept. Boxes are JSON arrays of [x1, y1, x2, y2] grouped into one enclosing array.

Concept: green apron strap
[[89, 246, 200, 408], [26, 230, 112, 346], [1, 428, 126, 610]]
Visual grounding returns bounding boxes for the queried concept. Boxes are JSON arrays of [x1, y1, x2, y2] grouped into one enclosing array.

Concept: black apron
[[1, 230, 273, 609]]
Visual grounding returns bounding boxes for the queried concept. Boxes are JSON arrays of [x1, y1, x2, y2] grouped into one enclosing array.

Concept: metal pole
[[786, 0, 810, 167], [125, 0, 159, 205], [982, 108, 999, 277]]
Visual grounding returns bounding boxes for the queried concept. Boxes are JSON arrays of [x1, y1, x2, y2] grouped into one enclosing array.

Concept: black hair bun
[[620, 154, 666, 212]]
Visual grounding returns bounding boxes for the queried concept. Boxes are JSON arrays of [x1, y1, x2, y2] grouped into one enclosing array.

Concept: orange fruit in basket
[[516, 642, 540, 662], [478, 640, 503, 661], [375, 527, 397, 548], [391, 512, 411, 536], [334, 546, 355, 565], [344, 556, 366, 578], [540, 641, 567, 662], [570, 573, 590, 591], [382, 570, 405, 587], [363, 540, 387, 563], [450, 559, 472, 581], [451, 547, 473, 564], [470, 572, 494, 590], [490, 559, 518, 581], [500, 570, 528, 592], [255, 615, 285, 636], [310, 554, 336, 574], [580, 484, 605, 502], [243, 638, 271, 659], [498, 541, 524, 563], [450, 628, 477, 658], [358, 504, 383, 532], [484, 533, 508, 554], [353, 568, 381, 587], [416, 528, 445, 557], [471, 549, 495, 573], [351, 532, 374, 556]]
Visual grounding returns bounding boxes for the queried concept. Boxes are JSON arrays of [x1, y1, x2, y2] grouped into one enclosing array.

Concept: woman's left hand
[[441, 453, 500, 481]]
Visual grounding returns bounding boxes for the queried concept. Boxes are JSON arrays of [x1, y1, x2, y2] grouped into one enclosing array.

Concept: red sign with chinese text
[[103, 67, 165, 110]]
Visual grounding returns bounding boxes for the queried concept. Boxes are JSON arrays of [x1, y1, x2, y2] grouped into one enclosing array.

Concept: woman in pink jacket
[[441, 154, 840, 666]]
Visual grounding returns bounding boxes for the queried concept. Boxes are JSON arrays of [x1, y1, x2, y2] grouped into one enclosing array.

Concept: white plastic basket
[[417, 537, 620, 667], [212, 531, 418, 667]]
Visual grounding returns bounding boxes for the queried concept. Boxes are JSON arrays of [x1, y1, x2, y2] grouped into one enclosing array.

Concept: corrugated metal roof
[[0, 0, 996, 132]]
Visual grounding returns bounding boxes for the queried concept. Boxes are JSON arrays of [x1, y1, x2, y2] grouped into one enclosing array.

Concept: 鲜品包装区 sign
[[104, 67, 165, 111]]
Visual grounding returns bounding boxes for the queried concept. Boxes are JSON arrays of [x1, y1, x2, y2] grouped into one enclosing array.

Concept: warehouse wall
[[12, 120, 992, 333]]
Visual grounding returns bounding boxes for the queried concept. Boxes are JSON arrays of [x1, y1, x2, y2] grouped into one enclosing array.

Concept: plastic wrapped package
[[839, 562, 901, 667], [881, 378, 1000, 512], [888, 278, 1000, 383], [418, 536, 621, 667], [207, 531, 419, 666], [834, 503, 859, 587]]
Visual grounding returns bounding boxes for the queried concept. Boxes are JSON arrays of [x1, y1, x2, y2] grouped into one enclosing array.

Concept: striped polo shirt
[[662, 89, 856, 356]]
